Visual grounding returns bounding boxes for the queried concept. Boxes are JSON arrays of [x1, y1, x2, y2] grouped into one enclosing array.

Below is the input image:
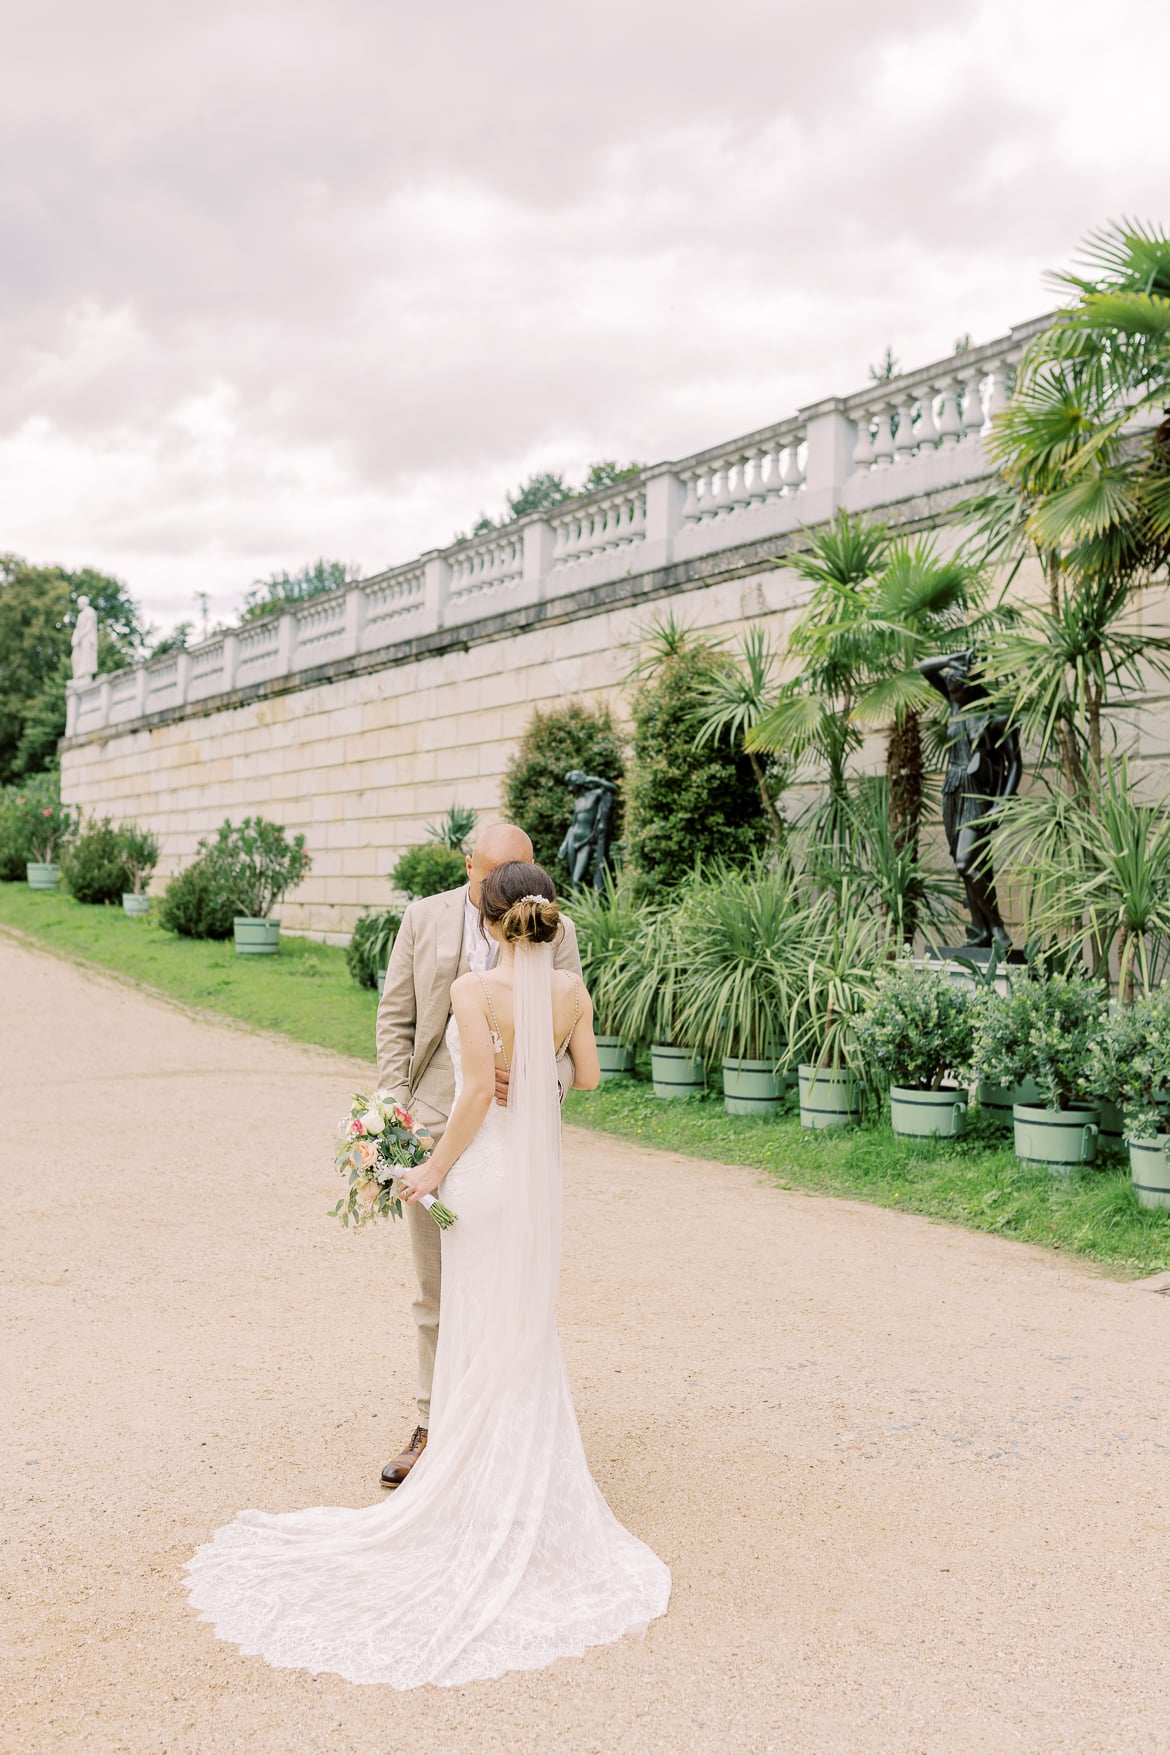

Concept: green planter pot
[[890, 1085, 967, 1139], [722, 1057, 789, 1117], [233, 916, 281, 956], [798, 1064, 861, 1130], [122, 893, 150, 918], [1096, 1099, 1125, 1149], [1013, 1102, 1100, 1171], [1129, 1136, 1170, 1211], [596, 1036, 635, 1080], [650, 1045, 704, 1100], [976, 1078, 1041, 1128], [26, 862, 60, 891]]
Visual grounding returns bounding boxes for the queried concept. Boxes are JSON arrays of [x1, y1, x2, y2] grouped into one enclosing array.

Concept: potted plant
[[855, 956, 972, 1138], [203, 817, 313, 954], [567, 872, 643, 1078], [677, 863, 799, 1116], [19, 787, 77, 890], [346, 908, 402, 991], [605, 906, 704, 1099], [780, 900, 879, 1129], [971, 970, 1106, 1170], [120, 824, 160, 916], [1088, 992, 1170, 1210]]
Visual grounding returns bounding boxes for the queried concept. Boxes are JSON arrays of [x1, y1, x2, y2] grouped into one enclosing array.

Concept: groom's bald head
[[466, 822, 534, 904]]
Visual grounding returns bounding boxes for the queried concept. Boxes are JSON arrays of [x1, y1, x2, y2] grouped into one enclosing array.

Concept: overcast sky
[[2, 0, 1166, 636]]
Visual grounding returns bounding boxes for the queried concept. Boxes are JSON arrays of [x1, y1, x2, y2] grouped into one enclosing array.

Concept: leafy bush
[[119, 823, 159, 896], [347, 908, 402, 989], [204, 816, 313, 919], [501, 700, 625, 884], [62, 817, 134, 904], [2, 775, 77, 867], [158, 853, 238, 939], [391, 842, 466, 899], [1087, 992, 1170, 1140], [971, 970, 1106, 1112], [855, 956, 973, 1090], [625, 628, 769, 898]]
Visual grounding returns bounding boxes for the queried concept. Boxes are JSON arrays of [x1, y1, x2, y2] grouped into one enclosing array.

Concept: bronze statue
[[558, 770, 618, 891], [919, 649, 1022, 951]]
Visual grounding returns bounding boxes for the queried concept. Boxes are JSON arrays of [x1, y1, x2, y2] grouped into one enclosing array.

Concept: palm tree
[[691, 624, 789, 842], [743, 513, 986, 919], [978, 220, 1170, 797]]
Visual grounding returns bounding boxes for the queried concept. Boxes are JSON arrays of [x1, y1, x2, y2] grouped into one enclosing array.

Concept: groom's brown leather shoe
[[381, 1424, 428, 1488]]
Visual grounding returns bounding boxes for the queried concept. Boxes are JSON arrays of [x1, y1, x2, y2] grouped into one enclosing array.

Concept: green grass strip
[[4, 881, 1166, 1277], [564, 1078, 1170, 1279], [0, 881, 377, 1061]]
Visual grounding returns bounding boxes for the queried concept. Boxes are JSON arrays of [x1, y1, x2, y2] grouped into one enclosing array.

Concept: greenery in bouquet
[[855, 955, 973, 1091], [971, 968, 1106, 1113], [346, 907, 402, 989], [1086, 990, 1170, 1141], [332, 1092, 455, 1229]]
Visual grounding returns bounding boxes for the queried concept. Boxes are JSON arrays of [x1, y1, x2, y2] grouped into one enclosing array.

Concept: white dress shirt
[[463, 891, 499, 974]]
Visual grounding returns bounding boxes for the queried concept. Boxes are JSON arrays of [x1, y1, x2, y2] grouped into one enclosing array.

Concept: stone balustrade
[[64, 313, 1054, 739]]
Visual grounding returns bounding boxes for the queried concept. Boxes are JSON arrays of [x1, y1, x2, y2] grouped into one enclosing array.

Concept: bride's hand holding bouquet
[[331, 1093, 456, 1230]]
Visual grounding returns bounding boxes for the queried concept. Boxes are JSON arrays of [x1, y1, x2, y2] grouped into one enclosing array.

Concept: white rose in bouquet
[[358, 1107, 385, 1135]]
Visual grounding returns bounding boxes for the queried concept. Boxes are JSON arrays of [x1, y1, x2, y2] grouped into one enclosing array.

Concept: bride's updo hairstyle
[[479, 860, 561, 946]]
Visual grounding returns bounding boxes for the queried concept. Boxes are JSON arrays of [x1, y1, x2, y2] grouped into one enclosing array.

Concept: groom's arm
[[376, 904, 417, 1105], [554, 915, 584, 1097]]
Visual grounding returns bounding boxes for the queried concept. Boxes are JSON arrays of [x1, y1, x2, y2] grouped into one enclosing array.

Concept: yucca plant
[[424, 804, 477, 852], [600, 903, 694, 1049], [675, 862, 801, 1064], [777, 892, 882, 1078], [993, 759, 1170, 1001], [565, 870, 644, 1034]]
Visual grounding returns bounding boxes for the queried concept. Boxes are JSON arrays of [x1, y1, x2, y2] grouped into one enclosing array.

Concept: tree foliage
[[0, 556, 147, 783], [625, 626, 769, 897], [501, 699, 626, 886], [241, 558, 361, 623]]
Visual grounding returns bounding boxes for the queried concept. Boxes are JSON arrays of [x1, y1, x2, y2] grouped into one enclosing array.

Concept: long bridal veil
[[185, 937, 669, 1689]]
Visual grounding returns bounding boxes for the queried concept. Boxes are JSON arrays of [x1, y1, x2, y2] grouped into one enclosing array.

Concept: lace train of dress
[[184, 945, 670, 1687]]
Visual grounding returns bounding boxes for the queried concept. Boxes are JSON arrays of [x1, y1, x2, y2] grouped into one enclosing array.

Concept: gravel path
[[3, 934, 1169, 1755]]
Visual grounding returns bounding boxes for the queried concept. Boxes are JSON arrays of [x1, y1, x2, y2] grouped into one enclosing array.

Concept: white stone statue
[[71, 596, 99, 681]]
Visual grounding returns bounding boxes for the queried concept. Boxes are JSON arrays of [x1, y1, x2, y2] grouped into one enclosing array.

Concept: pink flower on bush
[[43, 808, 52, 817]]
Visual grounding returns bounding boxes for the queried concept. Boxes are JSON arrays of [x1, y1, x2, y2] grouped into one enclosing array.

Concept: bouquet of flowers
[[331, 1092, 456, 1230]]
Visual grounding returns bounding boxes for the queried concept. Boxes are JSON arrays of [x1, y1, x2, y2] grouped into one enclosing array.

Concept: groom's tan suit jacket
[[376, 883, 583, 1141]]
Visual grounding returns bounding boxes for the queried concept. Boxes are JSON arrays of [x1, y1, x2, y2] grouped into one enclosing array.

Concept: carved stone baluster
[[935, 378, 962, 446], [682, 472, 701, 523], [983, 359, 1010, 428], [747, 447, 770, 506], [871, 405, 895, 468], [708, 462, 731, 519], [961, 372, 985, 440], [728, 453, 752, 515], [915, 386, 940, 451], [780, 441, 803, 495], [851, 410, 875, 472], [629, 493, 647, 540], [893, 393, 918, 464]]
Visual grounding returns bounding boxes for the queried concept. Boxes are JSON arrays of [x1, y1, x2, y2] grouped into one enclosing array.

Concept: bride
[[185, 858, 671, 1688]]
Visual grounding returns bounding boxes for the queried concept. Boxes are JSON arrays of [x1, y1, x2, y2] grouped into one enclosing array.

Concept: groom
[[375, 822, 583, 1487]]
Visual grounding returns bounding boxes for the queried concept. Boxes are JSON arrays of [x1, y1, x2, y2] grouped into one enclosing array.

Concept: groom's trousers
[[406, 1195, 442, 1427]]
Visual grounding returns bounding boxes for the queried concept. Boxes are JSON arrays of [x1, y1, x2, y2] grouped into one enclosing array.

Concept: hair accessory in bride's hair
[[521, 894, 548, 904]]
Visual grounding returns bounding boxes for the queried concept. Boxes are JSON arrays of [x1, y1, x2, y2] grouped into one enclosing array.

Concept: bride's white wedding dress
[[184, 942, 670, 1687]]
